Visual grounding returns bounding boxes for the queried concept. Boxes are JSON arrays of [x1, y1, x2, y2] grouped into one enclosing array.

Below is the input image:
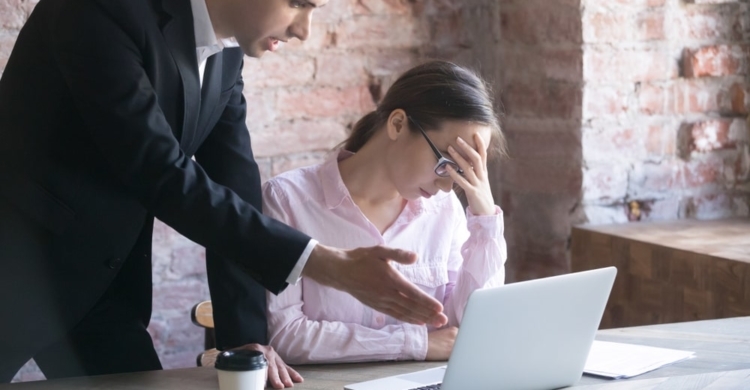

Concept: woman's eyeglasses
[[407, 116, 464, 178]]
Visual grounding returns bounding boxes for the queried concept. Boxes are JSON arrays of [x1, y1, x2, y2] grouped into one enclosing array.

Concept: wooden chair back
[[190, 301, 218, 367]]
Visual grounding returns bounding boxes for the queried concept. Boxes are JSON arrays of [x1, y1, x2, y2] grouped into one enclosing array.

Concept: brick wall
[[581, 0, 750, 224], [3, 0, 499, 381], [497, 0, 585, 281]]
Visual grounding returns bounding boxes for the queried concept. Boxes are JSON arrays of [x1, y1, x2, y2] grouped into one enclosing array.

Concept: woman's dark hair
[[342, 60, 506, 159]]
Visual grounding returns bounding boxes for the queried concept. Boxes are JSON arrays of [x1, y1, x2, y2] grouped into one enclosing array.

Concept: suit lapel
[[160, 0, 200, 149], [197, 52, 222, 134]]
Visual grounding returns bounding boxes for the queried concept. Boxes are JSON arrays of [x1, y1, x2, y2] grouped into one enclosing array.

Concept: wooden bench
[[571, 218, 750, 329]]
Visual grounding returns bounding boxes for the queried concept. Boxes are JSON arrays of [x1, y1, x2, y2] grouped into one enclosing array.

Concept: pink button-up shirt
[[263, 151, 507, 364]]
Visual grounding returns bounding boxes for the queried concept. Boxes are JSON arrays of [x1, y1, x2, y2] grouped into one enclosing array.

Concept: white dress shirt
[[188, 0, 316, 283]]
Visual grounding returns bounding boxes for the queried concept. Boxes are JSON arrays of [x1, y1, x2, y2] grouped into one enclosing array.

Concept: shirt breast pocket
[[397, 261, 449, 290]]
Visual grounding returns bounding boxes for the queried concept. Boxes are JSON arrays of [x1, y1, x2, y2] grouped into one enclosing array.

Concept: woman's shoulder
[[420, 190, 465, 219], [263, 163, 326, 205]]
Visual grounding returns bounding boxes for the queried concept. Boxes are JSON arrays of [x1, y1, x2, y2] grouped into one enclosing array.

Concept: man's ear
[[386, 109, 408, 141]]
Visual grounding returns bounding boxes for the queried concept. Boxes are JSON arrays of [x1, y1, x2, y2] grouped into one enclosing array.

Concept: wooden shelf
[[571, 218, 750, 329]]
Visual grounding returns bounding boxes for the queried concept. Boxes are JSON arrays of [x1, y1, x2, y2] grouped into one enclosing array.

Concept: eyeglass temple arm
[[409, 117, 444, 158]]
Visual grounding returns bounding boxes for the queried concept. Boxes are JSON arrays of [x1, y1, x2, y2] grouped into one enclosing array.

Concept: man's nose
[[290, 12, 312, 41]]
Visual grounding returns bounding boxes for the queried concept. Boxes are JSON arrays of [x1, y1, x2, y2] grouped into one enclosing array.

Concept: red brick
[[583, 163, 629, 203], [335, 15, 430, 49], [251, 119, 349, 157], [503, 81, 582, 119], [666, 78, 749, 115], [689, 0, 741, 4], [583, 11, 628, 42], [683, 45, 748, 78], [629, 160, 684, 197], [314, 0, 355, 23], [152, 279, 209, 312], [430, 10, 469, 49], [503, 119, 581, 161], [243, 90, 277, 130], [729, 83, 748, 115], [0, 0, 26, 29], [676, 5, 743, 41], [582, 9, 665, 42], [584, 47, 677, 82], [680, 78, 722, 114], [271, 151, 330, 176], [365, 48, 421, 78], [584, 85, 631, 117], [354, 0, 411, 16], [500, 2, 582, 45], [728, 117, 749, 144], [276, 85, 376, 120], [242, 53, 315, 88], [314, 52, 368, 86], [637, 10, 666, 41], [644, 198, 681, 221], [646, 124, 676, 157], [688, 119, 735, 153], [583, 125, 652, 162], [168, 245, 206, 279], [255, 157, 273, 184], [638, 82, 671, 115], [163, 316, 204, 349], [0, 32, 18, 72], [502, 46, 582, 83], [683, 154, 724, 187], [691, 192, 734, 219], [501, 158, 582, 196]]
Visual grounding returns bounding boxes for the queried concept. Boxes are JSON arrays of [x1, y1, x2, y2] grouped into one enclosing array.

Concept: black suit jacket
[[0, 0, 309, 350]]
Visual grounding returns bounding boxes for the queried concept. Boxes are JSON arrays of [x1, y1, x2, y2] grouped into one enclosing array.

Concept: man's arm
[[194, 52, 274, 350], [50, 1, 307, 293]]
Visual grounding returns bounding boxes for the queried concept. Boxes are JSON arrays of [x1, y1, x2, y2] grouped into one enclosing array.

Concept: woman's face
[[384, 113, 492, 201]]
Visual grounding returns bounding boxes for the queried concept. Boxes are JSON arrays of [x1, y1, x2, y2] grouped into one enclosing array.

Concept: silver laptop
[[344, 267, 617, 390]]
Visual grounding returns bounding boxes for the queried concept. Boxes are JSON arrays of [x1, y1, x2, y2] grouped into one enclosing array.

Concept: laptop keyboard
[[409, 384, 442, 390]]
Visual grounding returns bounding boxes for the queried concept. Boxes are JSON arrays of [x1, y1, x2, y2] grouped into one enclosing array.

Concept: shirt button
[[376, 316, 385, 326], [107, 257, 122, 269]]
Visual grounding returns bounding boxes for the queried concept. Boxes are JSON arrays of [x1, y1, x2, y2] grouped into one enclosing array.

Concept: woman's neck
[[338, 136, 402, 207], [339, 139, 406, 235]]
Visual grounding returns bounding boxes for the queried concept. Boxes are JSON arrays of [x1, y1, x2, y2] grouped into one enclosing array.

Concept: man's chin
[[239, 44, 264, 58]]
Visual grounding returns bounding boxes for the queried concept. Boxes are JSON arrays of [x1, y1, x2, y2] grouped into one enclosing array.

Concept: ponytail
[[342, 111, 384, 153]]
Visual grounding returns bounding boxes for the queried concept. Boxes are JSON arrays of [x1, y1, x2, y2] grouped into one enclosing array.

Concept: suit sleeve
[[196, 53, 278, 349], [50, 1, 309, 294]]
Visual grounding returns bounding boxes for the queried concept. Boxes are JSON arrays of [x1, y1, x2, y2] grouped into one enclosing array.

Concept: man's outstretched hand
[[302, 244, 448, 328]]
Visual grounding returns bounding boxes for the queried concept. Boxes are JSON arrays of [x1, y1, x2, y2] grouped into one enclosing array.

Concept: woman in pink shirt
[[263, 60, 507, 364]]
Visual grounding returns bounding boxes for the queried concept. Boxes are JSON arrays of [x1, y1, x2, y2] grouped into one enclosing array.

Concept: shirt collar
[[319, 150, 428, 215], [320, 150, 354, 210], [189, 0, 239, 57]]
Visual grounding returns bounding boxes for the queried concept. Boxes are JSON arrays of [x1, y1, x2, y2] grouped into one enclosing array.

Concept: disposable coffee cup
[[215, 350, 268, 390]]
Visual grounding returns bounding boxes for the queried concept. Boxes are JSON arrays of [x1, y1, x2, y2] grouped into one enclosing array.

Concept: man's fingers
[[286, 365, 304, 383], [379, 294, 429, 325], [267, 360, 283, 389], [386, 269, 443, 314], [275, 355, 294, 388], [372, 246, 417, 265]]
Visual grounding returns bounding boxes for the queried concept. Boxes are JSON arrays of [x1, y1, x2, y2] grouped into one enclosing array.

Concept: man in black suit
[[0, 0, 448, 386]]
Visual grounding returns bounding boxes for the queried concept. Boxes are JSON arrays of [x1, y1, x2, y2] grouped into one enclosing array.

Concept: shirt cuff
[[466, 205, 503, 239], [285, 239, 318, 285], [401, 323, 429, 361]]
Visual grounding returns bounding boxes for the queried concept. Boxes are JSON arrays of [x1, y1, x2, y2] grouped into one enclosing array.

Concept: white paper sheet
[[583, 340, 695, 379]]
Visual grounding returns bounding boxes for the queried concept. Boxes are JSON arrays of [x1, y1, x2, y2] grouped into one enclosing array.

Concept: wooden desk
[[572, 218, 750, 328], [3, 317, 749, 389]]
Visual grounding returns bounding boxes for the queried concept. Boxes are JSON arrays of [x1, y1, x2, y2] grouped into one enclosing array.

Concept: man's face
[[213, 0, 327, 58]]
